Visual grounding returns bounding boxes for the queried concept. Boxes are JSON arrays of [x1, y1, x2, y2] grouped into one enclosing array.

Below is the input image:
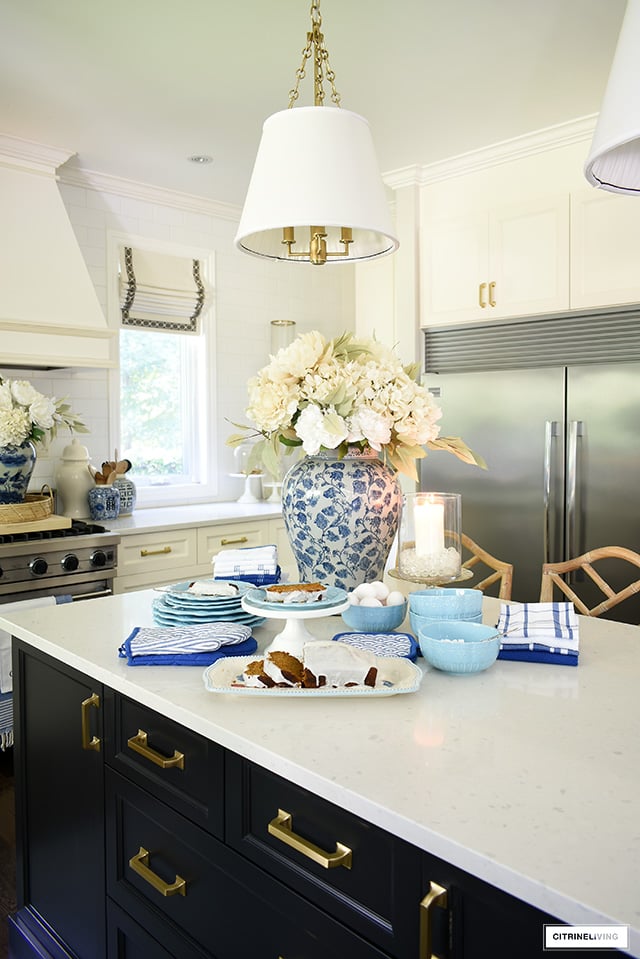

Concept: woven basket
[[0, 486, 54, 525]]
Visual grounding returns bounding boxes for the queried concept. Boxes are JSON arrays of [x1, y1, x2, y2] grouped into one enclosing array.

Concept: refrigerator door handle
[[543, 420, 558, 564], [567, 420, 584, 568]]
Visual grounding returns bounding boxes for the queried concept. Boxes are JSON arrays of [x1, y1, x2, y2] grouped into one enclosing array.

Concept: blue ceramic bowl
[[417, 620, 500, 674], [410, 608, 482, 637], [409, 588, 482, 620], [341, 599, 407, 634]]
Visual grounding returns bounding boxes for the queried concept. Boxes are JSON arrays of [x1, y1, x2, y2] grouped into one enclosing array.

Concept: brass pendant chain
[[287, 0, 342, 109]]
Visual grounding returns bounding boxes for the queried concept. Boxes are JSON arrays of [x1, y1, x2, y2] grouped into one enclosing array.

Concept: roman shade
[[119, 246, 205, 333]]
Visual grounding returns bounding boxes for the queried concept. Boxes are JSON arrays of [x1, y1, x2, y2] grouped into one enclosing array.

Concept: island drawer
[[106, 769, 391, 959], [118, 528, 197, 578], [225, 753, 420, 957], [105, 693, 224, 838]]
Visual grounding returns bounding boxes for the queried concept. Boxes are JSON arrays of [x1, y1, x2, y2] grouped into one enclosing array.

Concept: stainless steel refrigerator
[[421, 315, 640, 622]]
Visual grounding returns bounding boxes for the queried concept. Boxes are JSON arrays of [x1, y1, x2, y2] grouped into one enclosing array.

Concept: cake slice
[[264, 582, 326, 604]]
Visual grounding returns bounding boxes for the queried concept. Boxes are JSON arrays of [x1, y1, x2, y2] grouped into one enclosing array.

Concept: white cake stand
[[241, 595, 350, 658]]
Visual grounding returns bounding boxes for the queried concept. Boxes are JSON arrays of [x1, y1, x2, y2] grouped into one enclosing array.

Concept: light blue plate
[[245, 585, 348, 611]]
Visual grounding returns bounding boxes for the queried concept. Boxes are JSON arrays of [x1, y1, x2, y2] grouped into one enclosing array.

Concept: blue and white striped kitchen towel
[[497, 602, 579, 665], [212, 545, 280, 586], [119, 622, 256, 666]]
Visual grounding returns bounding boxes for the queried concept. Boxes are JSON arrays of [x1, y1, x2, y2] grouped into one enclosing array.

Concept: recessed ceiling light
[[187, 154, 213, 164]]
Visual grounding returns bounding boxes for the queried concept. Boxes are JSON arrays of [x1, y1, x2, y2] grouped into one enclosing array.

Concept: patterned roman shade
[[119, 246, 205, 333]]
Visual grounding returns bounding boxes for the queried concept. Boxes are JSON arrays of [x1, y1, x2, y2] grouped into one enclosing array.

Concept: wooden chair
[[539, 546, 640, 617], [461, 533, 513, 600]]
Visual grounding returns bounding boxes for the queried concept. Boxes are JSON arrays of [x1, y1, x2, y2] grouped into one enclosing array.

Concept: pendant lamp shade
[[234, 107, 398, 264], [585, 0, 640, 194]]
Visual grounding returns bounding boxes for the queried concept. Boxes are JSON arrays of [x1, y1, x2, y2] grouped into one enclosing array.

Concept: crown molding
[[382, 115, 598, 189], [59, 166, 242, 222], [0, 134, 74, 175]]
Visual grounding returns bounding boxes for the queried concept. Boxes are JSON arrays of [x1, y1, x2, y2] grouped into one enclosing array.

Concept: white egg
[[386, 590, 406, 607], [359, 596, 383, 607], [347, 593, 360, 605], [353, 583, 376, 599], [370, 580, 390, 601]]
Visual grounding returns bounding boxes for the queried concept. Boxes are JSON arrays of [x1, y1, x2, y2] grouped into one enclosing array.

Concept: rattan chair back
[[461, 533, 513, 600], [539, 546, 640, 617]]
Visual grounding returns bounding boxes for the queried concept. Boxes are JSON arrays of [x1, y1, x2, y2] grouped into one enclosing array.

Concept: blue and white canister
[[88, 485, 120, 521]]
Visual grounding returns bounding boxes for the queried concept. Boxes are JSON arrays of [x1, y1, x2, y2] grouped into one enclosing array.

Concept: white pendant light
[[585, 0, 640, 194], [235, 1, 398, 265]]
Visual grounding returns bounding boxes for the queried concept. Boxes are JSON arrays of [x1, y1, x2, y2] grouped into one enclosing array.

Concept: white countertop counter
[[2, 593, 638, 955], [105, 501, 283, 536]]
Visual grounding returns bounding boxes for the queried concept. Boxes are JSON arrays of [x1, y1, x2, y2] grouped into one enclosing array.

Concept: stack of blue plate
[[152, 580, 265, 628]]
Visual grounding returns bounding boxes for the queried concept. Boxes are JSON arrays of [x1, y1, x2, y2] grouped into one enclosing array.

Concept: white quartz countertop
[[2, 592, 638, 955], [104, 501, 283, 535]]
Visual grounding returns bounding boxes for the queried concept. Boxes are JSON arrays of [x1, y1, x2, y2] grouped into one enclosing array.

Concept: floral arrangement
[[0, 377, 88, 449], [228, 331, 484, 480]]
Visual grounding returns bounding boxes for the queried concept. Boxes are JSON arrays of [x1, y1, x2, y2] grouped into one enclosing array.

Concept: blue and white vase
[[0, 440, 37, 504], [113, 475, 136, 515], [281, 448, 402, 591]]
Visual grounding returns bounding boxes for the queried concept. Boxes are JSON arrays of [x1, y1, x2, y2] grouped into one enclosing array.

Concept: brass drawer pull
[[489, 279, 497, 307], [140, 545, 172, 557], [127, 729, 185, 770], [420, 881, 448, 959], [268, 808, 352, 870], [80, 693, 101, 752], [129, 846, 186, 897], [220, 536, 249, 546]]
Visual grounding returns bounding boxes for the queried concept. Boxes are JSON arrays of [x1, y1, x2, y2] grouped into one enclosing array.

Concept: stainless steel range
[[0, 521, 120, 603]]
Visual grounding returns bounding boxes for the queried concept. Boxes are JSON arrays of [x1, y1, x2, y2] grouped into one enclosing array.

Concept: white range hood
[[0, 134, 115, 369]]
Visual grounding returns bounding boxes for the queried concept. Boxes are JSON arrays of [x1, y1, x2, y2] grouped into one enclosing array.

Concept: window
[[110, 235, 216, 506], [119, 326, 203, 488]]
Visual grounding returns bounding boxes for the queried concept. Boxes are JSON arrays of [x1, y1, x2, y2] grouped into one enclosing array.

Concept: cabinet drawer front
[[107, 771, 390, 959], [106, 694, 224, 837], [118, 529, 197, 577], [197, 523, 266, 565], [226, 755, 420, 956]]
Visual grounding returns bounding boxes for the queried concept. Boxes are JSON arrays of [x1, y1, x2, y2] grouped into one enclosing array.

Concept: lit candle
[[414, 498, 445, 557]]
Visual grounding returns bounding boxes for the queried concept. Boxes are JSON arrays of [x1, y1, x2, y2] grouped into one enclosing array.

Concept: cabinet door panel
[[13, 643, 106, 959], [489, 195, 569, 318], [571, 188, 640, 309], [422, 212, 489, 325]]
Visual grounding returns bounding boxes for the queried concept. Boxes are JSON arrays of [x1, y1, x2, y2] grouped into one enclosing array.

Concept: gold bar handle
[[268, 808, 352, 870], [80, 693, 101, 751], [129, 846, 186, 897], [478, 282, 487, 308], [489, 280, 497, 307], [140, 545, 172, 557], [420, 881, 448, 959], [220, 536, 249, 546], [127, 729, 185, 770]]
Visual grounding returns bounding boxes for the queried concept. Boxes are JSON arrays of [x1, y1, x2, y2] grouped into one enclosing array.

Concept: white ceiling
[[0, 0, 627, 206]]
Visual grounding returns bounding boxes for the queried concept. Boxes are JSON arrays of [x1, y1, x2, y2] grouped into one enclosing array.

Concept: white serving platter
[[202, 655, 423, 698]]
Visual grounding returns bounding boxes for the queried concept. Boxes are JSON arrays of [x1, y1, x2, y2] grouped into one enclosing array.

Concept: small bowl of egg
[[341, 581, 407, 633]]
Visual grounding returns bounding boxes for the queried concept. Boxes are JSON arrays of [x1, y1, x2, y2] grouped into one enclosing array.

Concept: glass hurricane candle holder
[[398, 492, 462, 582]]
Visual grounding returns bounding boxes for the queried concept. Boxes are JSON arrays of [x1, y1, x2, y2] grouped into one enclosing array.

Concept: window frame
[[107, 231, 217, 508]]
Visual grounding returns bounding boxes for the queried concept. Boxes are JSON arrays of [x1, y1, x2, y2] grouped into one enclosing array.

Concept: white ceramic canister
[[55, 437, 95, 518]]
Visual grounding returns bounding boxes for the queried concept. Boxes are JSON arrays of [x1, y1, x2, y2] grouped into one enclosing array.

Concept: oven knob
[[61, 554, 79, 572], [30, 557, 48, 576], [90, 549, 107, 568]]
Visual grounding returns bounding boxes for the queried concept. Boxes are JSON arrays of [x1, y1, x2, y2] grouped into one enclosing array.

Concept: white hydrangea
[[0, 408, 31, 447], [0, 377, 87, 449]]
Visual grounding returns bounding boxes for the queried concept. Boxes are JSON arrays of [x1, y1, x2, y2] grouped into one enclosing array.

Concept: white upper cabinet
[[422, 196, 570, 326], [418, 120, 640, 329], [570, 188, 640, 310]]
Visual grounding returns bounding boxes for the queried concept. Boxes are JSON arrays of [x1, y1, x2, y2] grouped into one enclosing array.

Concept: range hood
[[0, 134, 115, 369]]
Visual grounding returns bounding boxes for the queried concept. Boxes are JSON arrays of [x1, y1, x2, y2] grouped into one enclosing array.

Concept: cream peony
[[228, 331, 483, 481]]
